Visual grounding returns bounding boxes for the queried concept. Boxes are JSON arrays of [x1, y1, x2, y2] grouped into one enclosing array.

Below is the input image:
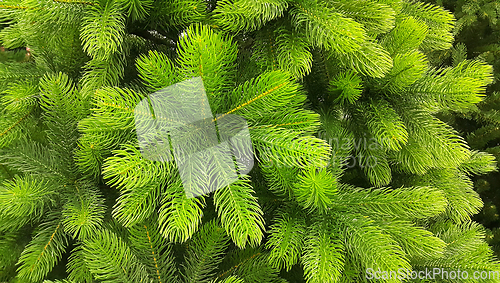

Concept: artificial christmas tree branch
[[1, 1, 500, 283]]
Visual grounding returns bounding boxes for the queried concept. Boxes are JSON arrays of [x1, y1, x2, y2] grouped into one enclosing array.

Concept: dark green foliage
[[425, 0, 500, 259]]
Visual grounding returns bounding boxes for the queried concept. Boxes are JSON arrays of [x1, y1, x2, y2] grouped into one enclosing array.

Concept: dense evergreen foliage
[[0, 0, 499, 282], [424, 0, 500, 259]]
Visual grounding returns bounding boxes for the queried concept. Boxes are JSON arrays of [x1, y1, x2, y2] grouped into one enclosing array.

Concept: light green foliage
[[348, 125, 392, 187], [229, 70, 304, 119], [275, 25, 313, 79], [103, 144, 171, 192], [103, 144, 172, 227], [128, 218, 180, 283], [318, 109, 354, 173], [146, 0, 207, 29], [218, 247, 284, 283], [213, 0, 288, 32], [213, 176, 265, 248], [292, 167, 337, 212], [334, 40, 394, 78], [212, 276, 244, 283], [79, 52, 126, 96], [339, 214, 411, 280], [260, 163, 298, 198], [67, 245, 94, 283], [0, 80, 40, 149], [410, 60, 494, 112], [62, 184, 105, 240], [401, 1, 455, 51], [76, 86, 144, 177], [182, 220, 229, 283], [0, 62, 47, 91], [459, 150, 498, 176], [415, 221, 500, 276], [363, 99, 409, 151], [212, 0, 397, 78], [266, 210, 306, 271], [259, 176, 482, 281], [227, 69, 330, 168], [381, 16, 428, 55], [250, 126, 331, 168], [391, 109, 471, 175], [79, 221, 274, 283], [1, 81, 39, 112], [135, 50, 178, 92], [290, 0, 366, 54], [408, 169, 484, 222], [301, 222, 344, 283], [374, 219, 447, 259], [328, 0, 396, 35], [79, 87, 144, 133], [82, 228, 151, 283], [39, 73, 90, 173], [158, 180, 205, 243], [17, 217, 68, 282], [118, 0, 153, 21], [335, 186, 448, 219], [0, 140, 69, 180], [80, 0, 125, 60], [328, 71, 363, 104], [0, 175, 57, 228], [0, 0, 499, 282], [382, 50, 428, 92], [176, 24, 238, 108]]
